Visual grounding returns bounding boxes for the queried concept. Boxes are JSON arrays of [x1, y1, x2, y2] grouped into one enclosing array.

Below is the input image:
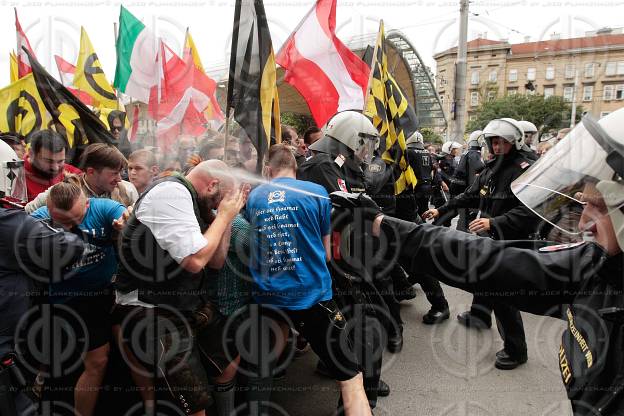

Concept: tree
[[465, 94, 582, 135], [421, 127, 444, 145], [280, 112, 315, 135]]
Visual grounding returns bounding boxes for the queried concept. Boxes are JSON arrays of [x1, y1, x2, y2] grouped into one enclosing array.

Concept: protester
[[31, 182, 128, 416], [25, 144, 138, 212], [246, 143, 371, 416], [127, 149, 159, 194], [114, 160, 247, 416], [23, 130, 82, 202]]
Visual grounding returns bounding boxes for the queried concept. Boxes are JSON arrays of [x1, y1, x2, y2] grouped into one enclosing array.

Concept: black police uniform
[[432, 156, 457, 227], [403, 143, 450, 319], [380, 216, 624, 416], [405, 143, 433, 217], [0, 208, 85, 416], [298, 139, 387, 407], [521, 145, 539, 161], [436, 150, 540, 362], [450, 146, 485, 231]]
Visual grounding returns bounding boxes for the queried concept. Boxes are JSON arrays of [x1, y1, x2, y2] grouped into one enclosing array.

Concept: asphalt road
[[271, 284, 570, 416]]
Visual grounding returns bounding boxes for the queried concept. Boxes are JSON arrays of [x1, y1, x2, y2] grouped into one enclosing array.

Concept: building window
[[469, 115, 477, 122], [488, 70, 497, 82], [600, 112, 610, 118], [604, 85, 615, 101], [509, 69, 518, 82], [471, 70, 480, 85], [619, 62, 624, 75], [545, 66, 555, 80], [616, 84, 624, 100], [507, 88, 518, 96], [470, 91, 479, 107], [584, 63, 595, 78], [582, 86, 593, 102], [606, 62, 617, 76], [527, 67, 536, 81], [563, 86, 574, 102], [565, 64, 575, 79], [487, 90, 496, 101], [544, 87, 555, 98]]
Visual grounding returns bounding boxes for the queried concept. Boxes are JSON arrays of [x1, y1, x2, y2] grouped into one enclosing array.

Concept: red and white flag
[[15, 8, 36, 78], [54, 55, 94, 106], [276, 0, 370, 128], [148, 41, 219, 149]]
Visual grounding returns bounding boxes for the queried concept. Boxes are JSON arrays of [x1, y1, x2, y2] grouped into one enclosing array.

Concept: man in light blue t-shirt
[[31, 181, 126, 416], [246, 144, 371, 416]]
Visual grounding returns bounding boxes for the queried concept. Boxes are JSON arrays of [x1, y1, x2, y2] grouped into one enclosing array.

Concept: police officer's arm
[[489, 200, 540, 239], [16, 215, 86, 281], [437, 172, 483, 216], [373, 216, 584, 315]]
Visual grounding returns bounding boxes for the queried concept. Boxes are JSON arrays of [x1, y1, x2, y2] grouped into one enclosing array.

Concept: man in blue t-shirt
[[31, 181, 127, 416], [246, 144, 371, 415]]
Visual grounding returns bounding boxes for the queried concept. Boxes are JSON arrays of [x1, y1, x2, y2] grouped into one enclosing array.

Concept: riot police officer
[[298, 110, 391, 406], [424, 118, 541, 369], [404, 131, 450, 324], [366, 108, 624, 415], [451, 130, 486, 231], [518, 120, 539, 161], [431, 141, 462, 226]]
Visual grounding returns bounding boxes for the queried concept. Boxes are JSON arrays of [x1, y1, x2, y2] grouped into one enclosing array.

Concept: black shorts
[[114, 304, 236, 415], [64, 293, 113, 351]]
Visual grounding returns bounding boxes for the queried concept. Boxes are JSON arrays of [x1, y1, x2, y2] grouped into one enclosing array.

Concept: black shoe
[[422, 308, 450, 325], [456, 311, 492, 329], [395, 285, 417, 302], [377, 379, 390, 397], [387, 327, 403, 353], [315, 360, 332, 378], [494, 349, 527, 370]]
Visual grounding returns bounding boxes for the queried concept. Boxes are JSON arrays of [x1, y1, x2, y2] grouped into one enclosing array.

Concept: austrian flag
[[276, 0, 370, 128]]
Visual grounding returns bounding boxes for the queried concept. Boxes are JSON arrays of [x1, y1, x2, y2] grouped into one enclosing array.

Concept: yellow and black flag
[[364, 21, 417, 195], [0, 73, 49, 137], [226, 0, 281, 171], [24, 48, 114, 160], [74, 27, 118, 109]]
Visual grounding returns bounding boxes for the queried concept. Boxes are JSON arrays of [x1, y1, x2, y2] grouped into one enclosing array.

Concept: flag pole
[[362, 19, 383, 113], [223, 105, 230, 164]]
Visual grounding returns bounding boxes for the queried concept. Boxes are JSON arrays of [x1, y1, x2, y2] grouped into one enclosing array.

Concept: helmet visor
[[511, 116, 624, 236], [355, 133, 379, 165], [1, 160, 27, 203]]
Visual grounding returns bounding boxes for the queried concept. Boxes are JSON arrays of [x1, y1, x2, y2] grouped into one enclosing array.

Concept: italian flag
[[113, 6, 158, 103]]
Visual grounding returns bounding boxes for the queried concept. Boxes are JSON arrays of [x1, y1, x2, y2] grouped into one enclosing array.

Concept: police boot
[[457, 311, 492, 329], [377, 379, 390, 397], [387, 325, 403, 353], [422, 307, 450, 325], [494, 349, 528, 370]]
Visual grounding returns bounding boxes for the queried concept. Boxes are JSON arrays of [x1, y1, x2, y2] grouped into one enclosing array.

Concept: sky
[[2, 0, 624, 87]]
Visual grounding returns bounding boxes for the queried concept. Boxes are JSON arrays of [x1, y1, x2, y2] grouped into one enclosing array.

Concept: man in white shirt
[[114, 160, 248, 416]]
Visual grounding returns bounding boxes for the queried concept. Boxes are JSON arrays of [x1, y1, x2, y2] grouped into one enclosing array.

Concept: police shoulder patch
[[539, 242, 586, 252]]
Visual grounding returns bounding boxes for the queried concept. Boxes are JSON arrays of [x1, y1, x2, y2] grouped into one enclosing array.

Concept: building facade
[[434, 30, 624, 134]]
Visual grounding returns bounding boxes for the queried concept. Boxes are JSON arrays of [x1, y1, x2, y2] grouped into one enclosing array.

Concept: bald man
[[114, 160, 248, 416]]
